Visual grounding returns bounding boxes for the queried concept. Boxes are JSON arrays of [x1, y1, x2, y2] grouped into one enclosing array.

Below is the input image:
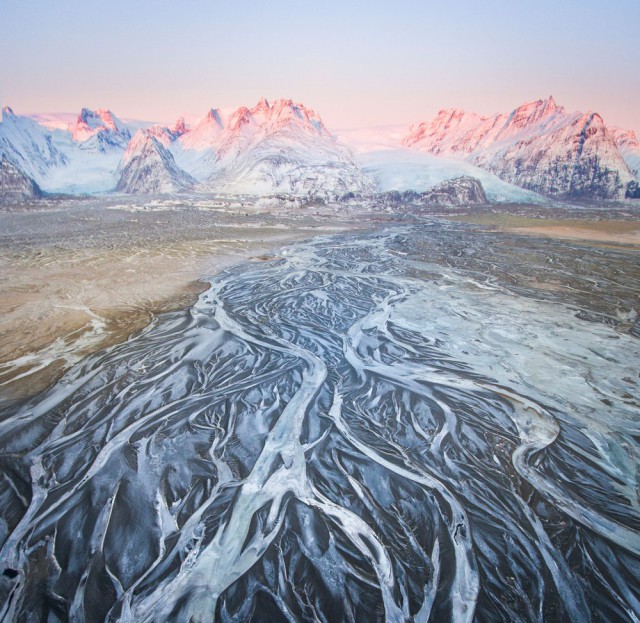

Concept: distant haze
[[1, 0, 638, 133]]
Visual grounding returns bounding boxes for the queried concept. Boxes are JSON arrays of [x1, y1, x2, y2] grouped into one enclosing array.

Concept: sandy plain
[[0, 197, 372, 403]]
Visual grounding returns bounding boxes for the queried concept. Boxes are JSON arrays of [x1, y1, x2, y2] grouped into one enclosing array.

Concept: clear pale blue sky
[[1, 0, 638, 132]]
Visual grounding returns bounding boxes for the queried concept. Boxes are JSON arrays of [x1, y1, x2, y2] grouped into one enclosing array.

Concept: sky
[[1, 0, 639, 133]]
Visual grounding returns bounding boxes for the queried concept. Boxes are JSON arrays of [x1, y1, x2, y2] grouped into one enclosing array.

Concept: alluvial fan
[[0, 224, 639, 622]]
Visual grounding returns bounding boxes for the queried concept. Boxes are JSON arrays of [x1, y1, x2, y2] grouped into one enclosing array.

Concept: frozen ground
[[0, 202, 639, 622]]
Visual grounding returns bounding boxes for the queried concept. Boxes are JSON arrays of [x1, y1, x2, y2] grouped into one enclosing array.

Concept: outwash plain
[[0, 193, 639, 622]]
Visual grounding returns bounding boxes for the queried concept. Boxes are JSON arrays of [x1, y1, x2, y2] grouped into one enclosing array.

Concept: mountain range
[[1, 96, 638, 202], [404, 96, 636, 200]]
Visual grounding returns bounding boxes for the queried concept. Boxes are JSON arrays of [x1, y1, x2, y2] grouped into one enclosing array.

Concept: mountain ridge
[[0, 97, 638, 201], [403, 96, 636, 199]]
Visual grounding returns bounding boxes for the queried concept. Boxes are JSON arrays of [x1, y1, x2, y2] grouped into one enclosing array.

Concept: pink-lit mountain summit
[[404, 96, 636, 199], [1, 96, 639, 201]]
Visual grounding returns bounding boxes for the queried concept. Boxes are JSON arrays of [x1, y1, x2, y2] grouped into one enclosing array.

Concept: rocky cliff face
[[115, 131, 195, 194], [0, 100, 369, 198], [0, 157, 43, 202], [1, 97, 637, 201], [404, 97, 636, 199]]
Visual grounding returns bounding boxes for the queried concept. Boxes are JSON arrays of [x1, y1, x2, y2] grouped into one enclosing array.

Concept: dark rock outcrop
[[626, 181, 640, 199], [379, 176, 487, 207]]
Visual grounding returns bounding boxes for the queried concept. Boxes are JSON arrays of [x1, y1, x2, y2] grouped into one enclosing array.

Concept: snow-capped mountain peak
[[0, 105, 68, 182], [403, 96, 636, 199], [227, 106, 252, 132], [116, 128, 195, 194], [253, 97, 271, 113], [1, 96, 637, 201], [268, 99, 327, 135], [202, 108, 224, 128], [70, 108, 131, 150], [503, 96, 563, 129], [172, 117, 189, 136]]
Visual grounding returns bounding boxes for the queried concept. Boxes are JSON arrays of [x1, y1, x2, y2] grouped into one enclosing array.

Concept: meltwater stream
[[0, 224, 639, 622]]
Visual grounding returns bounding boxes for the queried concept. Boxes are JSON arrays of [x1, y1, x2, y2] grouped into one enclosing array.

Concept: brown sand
[[0, 222, 351, 403], [508, 224, 640, 245], [448, 213, 640, 246]]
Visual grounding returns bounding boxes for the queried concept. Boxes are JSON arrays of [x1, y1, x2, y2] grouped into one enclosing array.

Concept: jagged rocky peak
[[144, 124, 176, 146], [612, 127, 639, 149], [505, 95, 564, 129], [403, 108, 487, 152], [220, 99, 328, 136], [252, 97, 271, 113], [268, 99, 328, 134], [119, 130, 159, 164], [0, 157, 43, 201], [71, 107, 131, 144], [436, 107, 481, 125], [201, 97, 370, 196], [78, 108, 117, 131], [202, 108, 224, 128], [116, 129, 195, 194], [227, 106, 253, 132], [172, 117, 189, 136], [1, 106, 15, 120]]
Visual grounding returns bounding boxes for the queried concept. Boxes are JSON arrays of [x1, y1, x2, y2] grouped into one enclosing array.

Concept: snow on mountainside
[[1, 98, 638, 201], [0, 106, 68, 181], [116, 130, 195, 194], [2, 101, 368, 197], [201, 98, 372, 196], [170, 109, 225, 180], [120, 98, 371, 196], [0, 107, 140, 193], [404, 97, 636, 199], [71, 108, 131, 152], [612, 127, 640, 179]]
